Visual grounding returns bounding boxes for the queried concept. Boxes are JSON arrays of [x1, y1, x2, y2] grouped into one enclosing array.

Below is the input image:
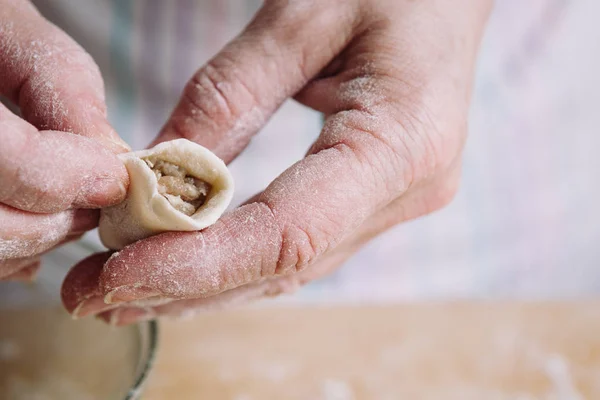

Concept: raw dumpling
[[99, 139, 234, 250]]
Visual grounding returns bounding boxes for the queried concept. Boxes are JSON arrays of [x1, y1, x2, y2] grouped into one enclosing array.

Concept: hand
[[62, 0, 492, 324], [0, 1, 129, 281]]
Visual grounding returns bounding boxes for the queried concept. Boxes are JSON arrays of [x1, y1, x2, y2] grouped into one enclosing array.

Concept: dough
[[99, 139, 234, 250]]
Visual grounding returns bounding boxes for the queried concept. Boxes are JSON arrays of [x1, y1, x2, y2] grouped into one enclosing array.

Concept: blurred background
[[3, 1, 600, 399]]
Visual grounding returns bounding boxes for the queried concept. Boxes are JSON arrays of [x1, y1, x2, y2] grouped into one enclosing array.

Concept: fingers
[[90, 100, 412, 302], [63, 162, 461, 322], [153, 0, 362, 162], [297, 0, 492, 122], [0, 204, 95, 259], [95, 244, 357, 326], [60, 0, 492, 316], [93, 68, 442, 303], [0, 1, 129, 153], [61, 252, 119, 318], [1, 260, 41, 282], [0, 256, 41, 280], [97, 280, 276, 326], [62, 251, 178, 318], [0, 212, 90, 281], [0, 104, 128, 213]]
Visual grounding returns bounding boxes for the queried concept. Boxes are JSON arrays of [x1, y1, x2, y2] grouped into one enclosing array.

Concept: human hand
[[0, 0, 129, 281], [62, 0, 492, 323]]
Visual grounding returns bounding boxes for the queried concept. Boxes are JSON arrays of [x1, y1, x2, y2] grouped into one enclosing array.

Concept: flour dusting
[[0, 208, 72, 259]]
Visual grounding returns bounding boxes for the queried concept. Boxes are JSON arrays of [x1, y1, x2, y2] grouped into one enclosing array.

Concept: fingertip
[[97, 307, 155, 327], [99, 204, 283, 300], [72, 141, 130, 209], [103, 285, 163, 305], [61, 252, 111, 315], [1, 260, 41, 282], [0, 128, 130, 213], [71, 295, 117, 319], [98, 234, 173, 298]]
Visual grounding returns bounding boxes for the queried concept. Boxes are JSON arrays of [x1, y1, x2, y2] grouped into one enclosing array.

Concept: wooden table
[[143, 302, 600, 399]]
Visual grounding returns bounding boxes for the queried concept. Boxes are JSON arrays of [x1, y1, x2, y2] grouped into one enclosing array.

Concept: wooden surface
[[143, 302, 600, 399]]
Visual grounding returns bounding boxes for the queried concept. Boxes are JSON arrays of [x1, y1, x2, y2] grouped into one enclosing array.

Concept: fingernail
[[129, 296, 173, 308], [80, 177, 127, 208], [72, 295, 117, 319], [119, 307, 156, 325], [108, 308, 122, 327], [99, 307, 156, 327], [104, 285, 162, 304]]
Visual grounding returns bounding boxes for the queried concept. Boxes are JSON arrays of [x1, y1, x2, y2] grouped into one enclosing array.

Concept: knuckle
[[395, 98, 467, 178], [277, 224, 320, 275], [333, 69, 467, 193], [394, 107, 439, 175], [318, 101, 465, 205], [319, 109, 415, 198], [255, 200, 323, 276], [28, 35, 102, 87], [182, 61, 248, 128], [174, 56, 267, 144], [390, 99, 467, 198], [18, 40, 105, 130]]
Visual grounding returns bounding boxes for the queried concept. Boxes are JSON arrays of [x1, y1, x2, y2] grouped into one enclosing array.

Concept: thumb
[[0, 1, 129, 154], [153, 0, 363, 162]]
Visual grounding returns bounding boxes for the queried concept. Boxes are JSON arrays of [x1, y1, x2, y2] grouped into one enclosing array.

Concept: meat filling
[[143, 157, 212, 216]]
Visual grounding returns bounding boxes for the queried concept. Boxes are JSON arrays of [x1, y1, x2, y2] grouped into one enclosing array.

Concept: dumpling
[[99, 139, 234, 250]]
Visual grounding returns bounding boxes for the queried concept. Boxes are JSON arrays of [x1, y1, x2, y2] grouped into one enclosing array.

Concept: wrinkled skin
[[3, 0, 492, 324], [0, 0, 129, 281]]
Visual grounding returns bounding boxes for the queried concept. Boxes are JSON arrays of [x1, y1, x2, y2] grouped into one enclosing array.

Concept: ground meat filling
[[143, 157, 212, 216]]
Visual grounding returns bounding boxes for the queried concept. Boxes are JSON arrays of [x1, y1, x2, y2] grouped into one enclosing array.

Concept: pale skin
[[0, 0, 130, 281], [0, 0, 492, 325]]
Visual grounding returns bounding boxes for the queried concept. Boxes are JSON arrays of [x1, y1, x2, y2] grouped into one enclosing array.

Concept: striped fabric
[[32, 0, 600, 301]]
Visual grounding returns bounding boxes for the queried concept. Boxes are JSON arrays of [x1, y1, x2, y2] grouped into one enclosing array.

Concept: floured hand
[[61, 0, 492, 324], [0, 0, 129, 281]]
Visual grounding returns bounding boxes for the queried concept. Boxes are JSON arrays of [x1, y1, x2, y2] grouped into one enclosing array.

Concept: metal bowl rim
[[125, 320, 159, 400]]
